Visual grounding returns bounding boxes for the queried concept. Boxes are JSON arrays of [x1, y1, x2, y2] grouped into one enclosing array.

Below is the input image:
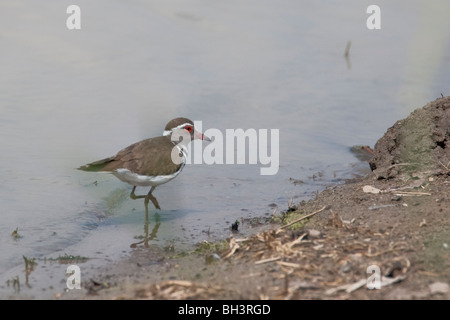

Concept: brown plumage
[[79, 135, 183, 177]]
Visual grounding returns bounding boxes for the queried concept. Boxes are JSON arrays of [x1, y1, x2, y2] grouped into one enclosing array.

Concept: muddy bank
[[59, 97, 450, 300], [370, 96, 450, 179]]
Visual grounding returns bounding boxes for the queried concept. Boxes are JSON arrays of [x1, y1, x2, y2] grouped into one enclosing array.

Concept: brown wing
[[79, 136, 183, 176]]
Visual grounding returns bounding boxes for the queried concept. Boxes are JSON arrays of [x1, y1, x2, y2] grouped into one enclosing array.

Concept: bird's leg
[[145, 186, 161, 210], [130, 186, 161, 210], [130, 186, 146, 200], [130, 186, 137, 198]]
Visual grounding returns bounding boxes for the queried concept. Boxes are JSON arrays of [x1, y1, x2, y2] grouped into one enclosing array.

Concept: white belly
[[112, 168, 182, 187]]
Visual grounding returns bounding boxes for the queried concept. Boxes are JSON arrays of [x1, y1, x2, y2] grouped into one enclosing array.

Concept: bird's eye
[[184, 125, 193, 133]]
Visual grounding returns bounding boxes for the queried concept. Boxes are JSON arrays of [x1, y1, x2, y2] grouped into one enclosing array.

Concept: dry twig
[[280, 206, 327, 230]]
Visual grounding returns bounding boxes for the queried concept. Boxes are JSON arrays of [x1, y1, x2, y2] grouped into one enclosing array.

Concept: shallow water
[[1, 0, 450, 298]]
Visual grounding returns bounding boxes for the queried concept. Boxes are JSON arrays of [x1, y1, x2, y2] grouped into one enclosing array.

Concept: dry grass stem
[[280, 206, 327, 230]]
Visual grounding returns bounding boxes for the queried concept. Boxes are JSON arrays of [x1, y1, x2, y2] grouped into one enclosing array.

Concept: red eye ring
[[184, 125, 193, 133]]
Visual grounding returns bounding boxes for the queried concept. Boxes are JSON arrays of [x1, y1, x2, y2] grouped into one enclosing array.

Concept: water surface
[[1, 0, 449, 298]]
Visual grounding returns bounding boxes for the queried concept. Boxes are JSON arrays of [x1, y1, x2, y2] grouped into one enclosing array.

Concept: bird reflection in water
[[130, 208, 161, 249]]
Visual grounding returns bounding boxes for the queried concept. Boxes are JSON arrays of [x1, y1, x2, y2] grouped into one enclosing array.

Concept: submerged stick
[[344, 41, 351, 58]]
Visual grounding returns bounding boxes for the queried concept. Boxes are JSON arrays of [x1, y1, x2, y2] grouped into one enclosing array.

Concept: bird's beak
[[195, 130, 211, 142]]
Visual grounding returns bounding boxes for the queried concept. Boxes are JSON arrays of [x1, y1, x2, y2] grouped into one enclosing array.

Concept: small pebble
[[308, 229, 321, 238], [429, 282, 449, 294]]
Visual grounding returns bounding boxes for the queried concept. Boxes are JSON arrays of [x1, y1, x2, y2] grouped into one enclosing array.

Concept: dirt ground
[[59, 96, 450, 300]]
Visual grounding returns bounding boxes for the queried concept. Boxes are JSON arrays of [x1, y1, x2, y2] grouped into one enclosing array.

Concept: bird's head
[[163, 117, 211, 144]]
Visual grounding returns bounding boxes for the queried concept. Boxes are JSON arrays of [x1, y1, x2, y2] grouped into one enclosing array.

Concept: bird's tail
[[77, 157, 114, 172]]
